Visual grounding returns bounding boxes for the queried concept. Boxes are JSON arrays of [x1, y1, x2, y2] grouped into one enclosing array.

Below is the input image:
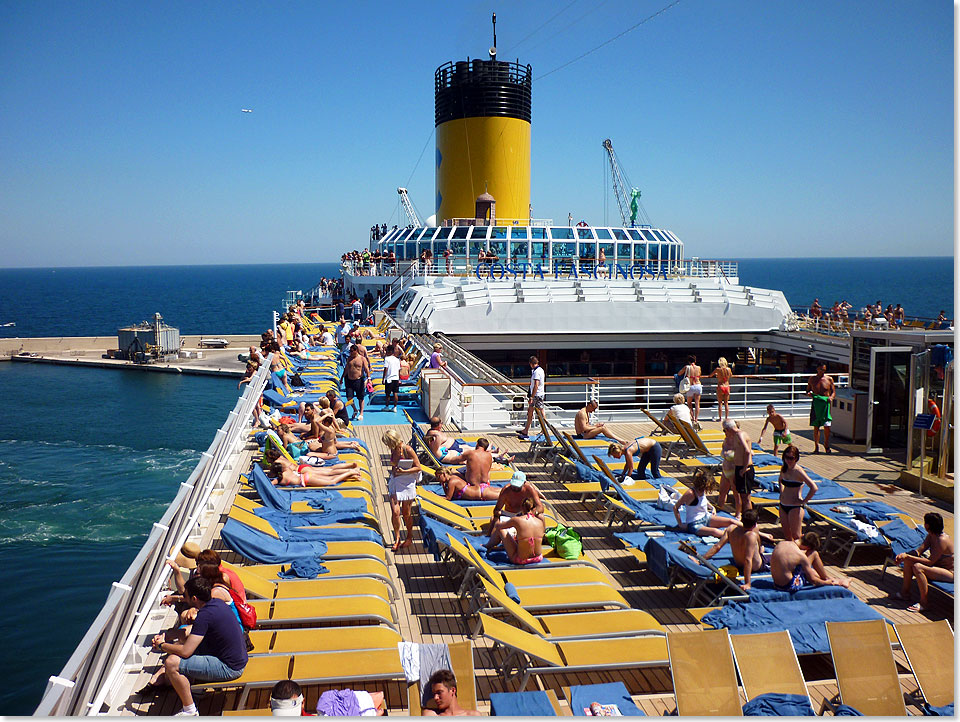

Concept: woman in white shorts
[[681, 354, 704, 427], [382, 429, 422, 551]]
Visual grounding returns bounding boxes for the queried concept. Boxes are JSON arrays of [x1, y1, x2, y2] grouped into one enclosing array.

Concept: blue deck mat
[[702, 597, 887, 655], [490, 690, 556, 716]]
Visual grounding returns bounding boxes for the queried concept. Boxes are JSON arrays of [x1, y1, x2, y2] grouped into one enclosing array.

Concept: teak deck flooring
[[133, 414, 953, 716]]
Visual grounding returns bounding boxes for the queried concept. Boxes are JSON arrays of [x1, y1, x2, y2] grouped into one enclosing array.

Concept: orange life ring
[[927, 399, 941, 437]]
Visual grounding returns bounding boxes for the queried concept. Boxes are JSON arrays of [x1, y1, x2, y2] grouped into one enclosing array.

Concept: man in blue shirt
[[140, 576, 247, 716]]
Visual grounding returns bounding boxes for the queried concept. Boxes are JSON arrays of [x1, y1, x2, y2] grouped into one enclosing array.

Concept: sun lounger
[[230, 563, 392, 603], [729, 631, 815, 715], [245, 465, 376, 516], [193, 647, 405, 710], [703, 597, 890, 656], [246, 625, 401, 655], [405, 640, 477, 715], [490, 689, 565, 716], [666, 629, 742, 716], [564, 682, 644, 716], [896, 620, 955, 715], [473, 574, 665, 642], [227, 505, 382, 544], [804, 499, 905, 566], [232, 493, 380, 534], [820, 619, 907, 716], [479, 612, 668, 688], [247, 592, 396, 629], [221, 559, 396, 598], [220, 517, 387, 565]]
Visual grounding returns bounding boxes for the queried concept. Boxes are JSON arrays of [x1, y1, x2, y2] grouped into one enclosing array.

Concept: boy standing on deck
[[758, 404, 792, 454]]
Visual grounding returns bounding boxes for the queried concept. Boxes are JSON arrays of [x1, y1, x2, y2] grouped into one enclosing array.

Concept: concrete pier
[[0, 335, 260, 377]]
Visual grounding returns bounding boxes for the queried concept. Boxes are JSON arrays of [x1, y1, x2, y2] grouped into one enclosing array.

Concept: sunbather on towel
[[608, 437, 662, 482], [894, 511, 954, 612], [574, 400, 628, 445], [436, 467, 500, 502], [486, 470, 545, 549], [317, 414, 364, 456], [700, 510, 774, 589], [425, 417, 513, 464], [770, 533, 850, 591], [267, 460, 363, 488]]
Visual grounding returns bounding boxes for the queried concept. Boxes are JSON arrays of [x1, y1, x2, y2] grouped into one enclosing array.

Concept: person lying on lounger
[[267, 460, 363, 488], [425, 417, 513, 464], [770, 533, 850, 591], [894, 511, 953, 612], [436, 466, 500, 502]]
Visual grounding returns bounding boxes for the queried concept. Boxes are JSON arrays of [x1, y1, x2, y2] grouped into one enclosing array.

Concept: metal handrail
[[34, 360, 271, 716]]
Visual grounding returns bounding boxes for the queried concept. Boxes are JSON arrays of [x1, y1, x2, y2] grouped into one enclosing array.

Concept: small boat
[[198, 337, 229, 348], [1, 322, 15, 327]]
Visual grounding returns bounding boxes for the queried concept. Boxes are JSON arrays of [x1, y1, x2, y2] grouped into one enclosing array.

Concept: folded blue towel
[[220, 518, 328, 564], [742, 692, 815, 716], [924, 702, 955, 716]]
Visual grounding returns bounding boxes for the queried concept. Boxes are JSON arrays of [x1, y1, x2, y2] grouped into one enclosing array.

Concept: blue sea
[[0, 258, 953, 714]]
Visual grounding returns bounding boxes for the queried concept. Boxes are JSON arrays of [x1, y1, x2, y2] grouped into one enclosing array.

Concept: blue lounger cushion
[[220, 517, 328, 565], [702, 598, 888, 655], [490, 691, 556, 716], [742, 692, 815, 716], [569, 682, 644, 716]]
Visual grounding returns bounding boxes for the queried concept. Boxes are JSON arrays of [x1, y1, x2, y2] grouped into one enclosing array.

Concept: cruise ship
[[36, 37, 954, 718]]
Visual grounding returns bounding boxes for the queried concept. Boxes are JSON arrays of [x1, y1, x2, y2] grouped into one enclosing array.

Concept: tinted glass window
[[450, 241, 466, 256], [648, 243, 660, 260], [612, 228, 629, 240], [550, 227, 574, 240], [508, 242, 527, 262], [552, 242, 575, 259], [595, 228, 612, 239], [576, 227, 594, 239], [469, 240, 487, 258], [435, 227, 454, 240], [469, 226, 489, 239], [490, 240, 507, 257], [634, 243, 646, 261], [405, 241, 417, 258], [452, 226, 470, 239], [652, 229, 670, 243], [492, 226, 507, 239], [397, 228, 413, 241], [510, 226, 529, 239], [578, 242, 596, 259], [640, 229, 656, 241], [617, 243, 631, 260], [531, 227, 547, 239], [532, 242, 548, 261], [599, 242, 614, 259]]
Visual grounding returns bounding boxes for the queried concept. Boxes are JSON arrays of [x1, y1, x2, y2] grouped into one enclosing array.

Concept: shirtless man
[[450, 438, 494, 493], [805, 364, 835, 453], [485, 470, 545, 549], [574, 400, 627, 444], [425, 417, 513, 464], [421, 669, 481, 716], [700, 510, 774, 590], [758, 404, 792, 453], [770, 533, 850, 590], [343, 344, 370, 421], [719, 418, 753, 519]]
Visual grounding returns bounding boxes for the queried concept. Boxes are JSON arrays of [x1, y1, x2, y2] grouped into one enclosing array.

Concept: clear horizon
[[0, 2, 953, 267]]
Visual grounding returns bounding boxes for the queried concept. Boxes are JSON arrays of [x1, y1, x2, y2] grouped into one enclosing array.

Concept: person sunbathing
[[268, 460, 363, 488], [485, 470, 545, 549], [316, 414, 364, 456], [608, 437, 663, 482], [770, 533, 850, 590], [492, 497, 545, 565], [574, 400, 628, 444], [422, 669, 481, 716], [436, 467, 500, 502], [894, 511, 953, 612], [425, 417, 513, 464]]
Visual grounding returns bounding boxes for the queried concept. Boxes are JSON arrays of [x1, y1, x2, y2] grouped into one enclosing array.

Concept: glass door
[[866, 346, 911, 453]]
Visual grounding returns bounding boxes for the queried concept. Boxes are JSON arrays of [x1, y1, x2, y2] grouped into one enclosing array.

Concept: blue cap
[[510, 470, 526, 487]]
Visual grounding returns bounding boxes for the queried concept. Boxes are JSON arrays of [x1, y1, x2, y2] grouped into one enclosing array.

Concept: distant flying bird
[[241, 108, 253, 113]]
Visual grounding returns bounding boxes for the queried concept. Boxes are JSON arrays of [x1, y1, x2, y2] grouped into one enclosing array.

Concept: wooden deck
[[133, 414, 953, 716]]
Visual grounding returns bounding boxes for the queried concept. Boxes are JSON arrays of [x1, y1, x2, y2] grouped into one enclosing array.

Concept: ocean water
[[0, 257, 952, 714], [0, 262, 342, 338], [0, 363, 238, 715]]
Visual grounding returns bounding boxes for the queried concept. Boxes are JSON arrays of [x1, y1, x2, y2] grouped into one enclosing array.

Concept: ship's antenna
[[492, 12, 497, 52]]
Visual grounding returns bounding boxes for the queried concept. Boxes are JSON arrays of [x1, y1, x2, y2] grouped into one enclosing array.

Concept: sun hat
[[510, 469, 526, 488], [174, 541, 201, 570]]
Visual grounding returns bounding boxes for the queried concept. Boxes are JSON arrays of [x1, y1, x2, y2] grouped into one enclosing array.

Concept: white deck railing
[[33, 362, 270, 717]]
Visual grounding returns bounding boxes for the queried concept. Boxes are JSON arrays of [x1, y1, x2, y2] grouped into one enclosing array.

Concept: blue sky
[[0, 1, 952, 267]]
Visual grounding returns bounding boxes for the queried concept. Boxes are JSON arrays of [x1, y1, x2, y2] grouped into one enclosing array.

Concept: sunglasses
[[783, 454, 798, 461]]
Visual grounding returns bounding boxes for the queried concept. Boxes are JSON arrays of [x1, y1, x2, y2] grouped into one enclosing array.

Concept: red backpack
[[227, 586, 257, 629]]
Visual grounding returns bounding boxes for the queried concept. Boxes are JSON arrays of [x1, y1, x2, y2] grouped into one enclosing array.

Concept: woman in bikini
[[436, 467, 500, 502], [499, 497, 545, 565], [268, 460, 363, 488], [607, 437, 663, 482], [777, 445, 817, 543], [707, 357, 733, 420], [681, 355, 703, 427], [673, 468, 740, 538], [895, 511, 954, 612]]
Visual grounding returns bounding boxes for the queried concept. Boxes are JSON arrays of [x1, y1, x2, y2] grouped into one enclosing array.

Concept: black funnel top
[[435, 58, 532, 126]]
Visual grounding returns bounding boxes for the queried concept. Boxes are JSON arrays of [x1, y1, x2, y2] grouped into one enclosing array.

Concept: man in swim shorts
[[805, 364, 835, 454], [699, 510, 774, 590], [758, 404, 792, 454], [720, 419, 754, 519], [574, 400, 627, 445], [343, 345, 370, 421], [770, 533, 849, 591]]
